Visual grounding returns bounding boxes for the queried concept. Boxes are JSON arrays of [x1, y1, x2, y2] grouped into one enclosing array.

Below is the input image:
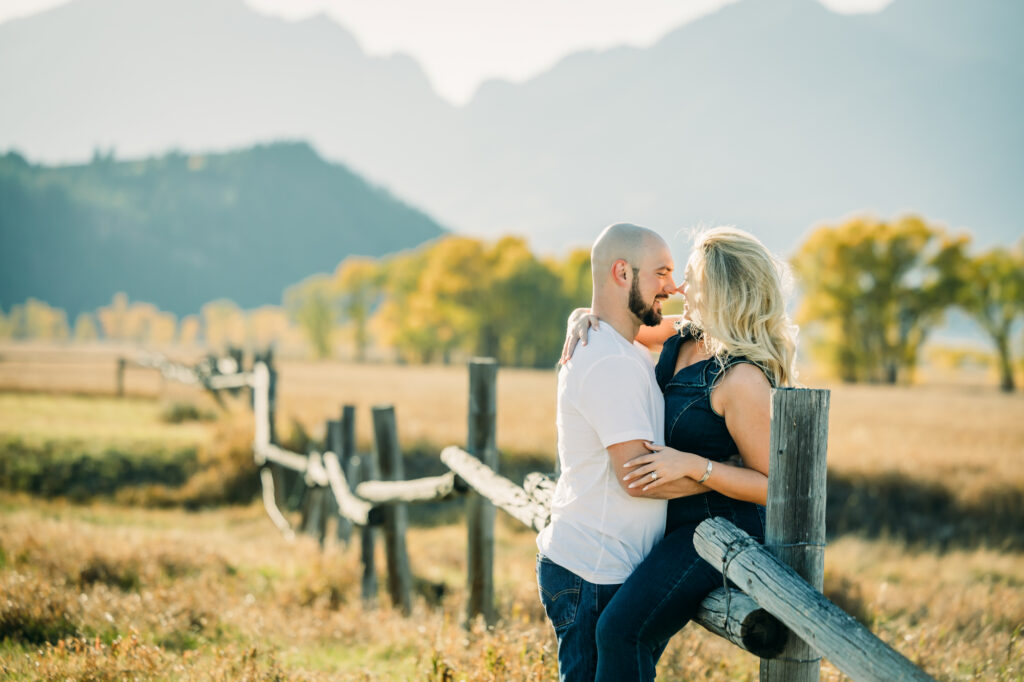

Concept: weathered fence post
[[300, 443, 329, 548], [252, 361, 271, 452], [255, 349, 287, 507], [116, 357, 126, 397], [372, 405, 414, 615], [252, 360, 294, 539], [760, 388, 830, 682], [694, 517, 933, 681], [327, 417, 352, 545], [264, 347, 278, 445], [466, 358, 498, 626], [339, 404, 376, 603], [348, 451, 379, 606], [227, 346, 244, 396], [340, 405, 356, 470]]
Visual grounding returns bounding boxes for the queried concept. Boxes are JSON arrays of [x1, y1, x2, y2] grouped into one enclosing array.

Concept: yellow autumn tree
[[792, 215, 966, 383], [954, 242, 1024, 392], [333, 257, 383, 362]]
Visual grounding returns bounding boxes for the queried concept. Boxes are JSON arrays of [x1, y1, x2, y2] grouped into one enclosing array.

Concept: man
[[536, 223, 705, 681]]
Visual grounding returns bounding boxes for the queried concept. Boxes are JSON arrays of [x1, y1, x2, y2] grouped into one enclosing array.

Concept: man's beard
[[629, 277, 663, 327]]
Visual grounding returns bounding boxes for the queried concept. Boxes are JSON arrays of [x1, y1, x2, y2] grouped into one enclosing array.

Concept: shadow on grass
[[826, 471, 1024, 552]]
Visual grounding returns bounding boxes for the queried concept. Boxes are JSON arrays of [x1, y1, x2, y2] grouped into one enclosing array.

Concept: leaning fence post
[[760, 388, 830, 682], [466, 358, 498, 626], [371, 405, 413, 615]]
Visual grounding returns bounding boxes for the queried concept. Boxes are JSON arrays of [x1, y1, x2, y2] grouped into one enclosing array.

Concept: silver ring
[[650, 471, 658, 481]]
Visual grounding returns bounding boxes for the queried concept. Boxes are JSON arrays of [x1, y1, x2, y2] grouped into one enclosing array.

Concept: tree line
[[2, 215, 1021, 390], [793, 215, 1023, 391], [286, 235, 591, 368]]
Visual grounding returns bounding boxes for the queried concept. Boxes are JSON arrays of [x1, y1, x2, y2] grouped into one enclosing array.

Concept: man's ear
[[612, 259, 630, 288]]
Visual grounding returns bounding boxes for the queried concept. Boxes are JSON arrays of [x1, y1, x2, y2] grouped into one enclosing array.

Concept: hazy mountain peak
[[0, 0, 1020, 258]]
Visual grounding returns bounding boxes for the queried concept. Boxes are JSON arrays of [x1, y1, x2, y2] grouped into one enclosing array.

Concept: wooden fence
[[128, 350, 934, 681]]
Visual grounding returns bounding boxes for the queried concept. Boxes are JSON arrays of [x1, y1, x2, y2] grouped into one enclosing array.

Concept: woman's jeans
[[537, 554, 621, 682], [594, 493, 766, 681]]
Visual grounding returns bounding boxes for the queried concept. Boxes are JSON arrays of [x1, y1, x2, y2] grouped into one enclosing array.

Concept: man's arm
[[607, 440, 707, 499]]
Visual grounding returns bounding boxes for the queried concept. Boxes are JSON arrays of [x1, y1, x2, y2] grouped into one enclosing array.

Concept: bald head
[[591, 222, 668, 288]]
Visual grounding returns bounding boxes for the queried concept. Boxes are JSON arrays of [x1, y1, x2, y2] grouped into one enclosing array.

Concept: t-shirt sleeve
[[576, 354, 656, 448]]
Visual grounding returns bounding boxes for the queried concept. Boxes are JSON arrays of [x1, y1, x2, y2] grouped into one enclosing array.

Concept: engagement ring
[[650, 472, 658, 481]]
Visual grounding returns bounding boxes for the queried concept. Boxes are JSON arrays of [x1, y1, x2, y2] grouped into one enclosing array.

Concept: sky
[[0, 0, 892, 104]]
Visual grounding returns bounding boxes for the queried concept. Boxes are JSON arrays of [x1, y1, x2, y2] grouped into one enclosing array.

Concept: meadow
[[0, 343, 1022, 680]]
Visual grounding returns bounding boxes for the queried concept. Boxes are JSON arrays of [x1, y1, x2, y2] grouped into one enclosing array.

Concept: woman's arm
[[635, 315, 683, 350], [560, 309, 684, 364], [622, 363, 772, 505]]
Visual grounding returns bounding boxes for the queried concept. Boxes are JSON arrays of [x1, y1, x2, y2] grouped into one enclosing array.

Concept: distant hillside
[[0, 0, 1021, 253], [0, 143, 446, 316]]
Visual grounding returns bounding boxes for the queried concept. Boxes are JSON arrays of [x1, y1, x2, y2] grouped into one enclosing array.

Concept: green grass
[[0, 393, 212, 450]]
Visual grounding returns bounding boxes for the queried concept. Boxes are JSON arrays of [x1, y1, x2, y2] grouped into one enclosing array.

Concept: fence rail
[[130, 349, 933, 680]]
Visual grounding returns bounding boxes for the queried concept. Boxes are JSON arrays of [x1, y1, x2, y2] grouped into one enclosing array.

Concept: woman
[[561, 226, 798, 680]]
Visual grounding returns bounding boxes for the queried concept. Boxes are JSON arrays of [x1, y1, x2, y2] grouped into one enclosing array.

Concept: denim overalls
[[593, 327, 768, 681], [657, 327, 768, 535]]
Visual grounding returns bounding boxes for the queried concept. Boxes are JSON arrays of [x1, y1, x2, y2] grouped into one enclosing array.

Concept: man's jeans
[[536, 554, 620, 682]]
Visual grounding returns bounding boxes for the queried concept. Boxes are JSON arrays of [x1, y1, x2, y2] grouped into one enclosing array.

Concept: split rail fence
[[126, 350, 933, 681]]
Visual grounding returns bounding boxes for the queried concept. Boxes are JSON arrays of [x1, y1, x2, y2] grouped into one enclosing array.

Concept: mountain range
[[0, 143, 445, 316], [0, 0, 1021, 257]]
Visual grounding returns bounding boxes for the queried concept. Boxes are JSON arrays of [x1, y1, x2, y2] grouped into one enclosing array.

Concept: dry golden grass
[[1, 343, 1023, 679], [0, 343, 202, 398], [0, 496, 1020, 680], [0, 344, 556, 457], [824, 382, 1024, 500], [0, 392, 212, 450], [6, 343, 1022, 473], [275, 359, 557, 457]]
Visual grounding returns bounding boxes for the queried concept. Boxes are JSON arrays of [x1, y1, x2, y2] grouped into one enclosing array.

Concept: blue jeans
[[594, 494, 766, 681], [537, 554, 622, 682]]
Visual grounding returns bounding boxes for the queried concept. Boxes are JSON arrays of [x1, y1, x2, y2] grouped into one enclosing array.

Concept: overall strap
[[705, 355, 776, 392]]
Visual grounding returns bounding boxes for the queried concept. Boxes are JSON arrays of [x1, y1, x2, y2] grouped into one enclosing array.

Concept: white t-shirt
[[536, 325, 667, 584]]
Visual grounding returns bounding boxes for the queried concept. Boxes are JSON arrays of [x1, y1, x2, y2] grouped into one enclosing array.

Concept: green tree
[[179, 314, 201, 347], [285, 275, 338, 359], [556, 247, 593, 305], [954, 244, 1024, 392], [413, 236, 488, 362], [367, 236, 574, 366], [371, 248, 452, 363], [97, 292, 129, 341], [73, 312, 100, 341], [486, 237, 571, 367], [792, 215, 966, 383], [7, 298, 70, 340], [200, 300, 246, 350], [333, 257, 383, 362]]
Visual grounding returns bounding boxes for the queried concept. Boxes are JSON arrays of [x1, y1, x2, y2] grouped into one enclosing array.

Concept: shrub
[[0, 573, 80, 644], [0, 438, 198, 501], [160, 401, 216, 424]]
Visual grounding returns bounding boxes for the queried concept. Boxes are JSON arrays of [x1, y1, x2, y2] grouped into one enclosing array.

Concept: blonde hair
[[685, 226, 798, 387]]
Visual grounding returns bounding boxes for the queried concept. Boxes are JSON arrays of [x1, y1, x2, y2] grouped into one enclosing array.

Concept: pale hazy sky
[[0, 0, 893, 105]]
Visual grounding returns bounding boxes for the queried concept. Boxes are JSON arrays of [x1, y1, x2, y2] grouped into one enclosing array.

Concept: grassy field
[[0, 344, 1022, 680]]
